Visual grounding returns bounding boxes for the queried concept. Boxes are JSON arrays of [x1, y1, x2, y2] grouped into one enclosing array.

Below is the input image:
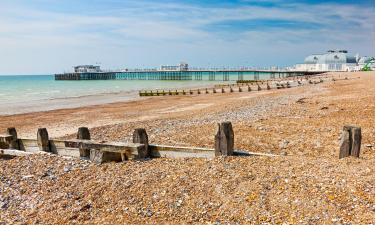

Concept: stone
[[279, 140, 289, 149]]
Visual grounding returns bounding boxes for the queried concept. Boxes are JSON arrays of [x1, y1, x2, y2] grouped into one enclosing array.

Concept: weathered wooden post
[[267, 83, 271, 90], [214, 122, 234, 156], [77, 127, 91, 157], [213, 88, 217, 93], [257, 84, 262, 91], [221, 88, 225, 93], [205, 88, 209, 94], [198, 89, 201, 94], [37, 128, 50, 152], [133, 128, 149, 159], [248, 86, 252, 92], [6, 127, 19, 149], [77, 127, 90, 140], [239, 87, 242, 92], [339, 125, 362, 159], [230, 86, 234, 93]]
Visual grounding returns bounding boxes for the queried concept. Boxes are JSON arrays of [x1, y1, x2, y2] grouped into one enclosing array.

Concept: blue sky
[[0, 0, 374, 74]]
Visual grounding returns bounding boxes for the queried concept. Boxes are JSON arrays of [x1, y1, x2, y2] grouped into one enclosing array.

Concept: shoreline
[[0, 81, 224, 116]]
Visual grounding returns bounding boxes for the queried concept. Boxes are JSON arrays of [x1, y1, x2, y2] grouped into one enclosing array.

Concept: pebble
[[279, 140, 289, 149]]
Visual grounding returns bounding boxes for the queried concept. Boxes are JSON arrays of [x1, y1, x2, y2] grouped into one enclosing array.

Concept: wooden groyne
[[55, 70, 324, 81], [138, 76, 332, 97], [0, 122, 363, 162], [0, 123, 280, 163]]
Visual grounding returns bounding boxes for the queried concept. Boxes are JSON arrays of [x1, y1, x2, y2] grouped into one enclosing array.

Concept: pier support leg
[[215, 122, 234, 156], [133, 128, 149, 159], [37, 128, 50, 152], [339, 125, 361, 159]]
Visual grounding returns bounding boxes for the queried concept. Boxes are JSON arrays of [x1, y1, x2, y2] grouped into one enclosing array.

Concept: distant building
[[160, 62, 189, 71], [294, 50, 359, 72], [74, 65, 101, 73]]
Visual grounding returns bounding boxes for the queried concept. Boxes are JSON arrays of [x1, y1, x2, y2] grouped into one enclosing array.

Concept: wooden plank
[[149, 144, 215, 158], [18, 139, 39, 152], [0, 149, 34, 157], [0, 135, 13, 143], [62, 139, 143, 150], [149, 144, 280, 158]]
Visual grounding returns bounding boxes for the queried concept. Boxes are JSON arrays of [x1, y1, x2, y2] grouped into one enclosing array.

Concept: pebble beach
[[1, 72, 375, 224]]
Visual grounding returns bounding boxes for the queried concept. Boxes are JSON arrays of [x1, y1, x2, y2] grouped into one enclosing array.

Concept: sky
[[0, 0, 374, 74]]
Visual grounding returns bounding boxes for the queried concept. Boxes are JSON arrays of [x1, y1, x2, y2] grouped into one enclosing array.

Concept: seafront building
[[293, 50, 374, 72]]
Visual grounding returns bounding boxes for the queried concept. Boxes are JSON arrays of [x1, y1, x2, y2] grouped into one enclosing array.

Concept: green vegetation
[[361, 57, 375, 71]]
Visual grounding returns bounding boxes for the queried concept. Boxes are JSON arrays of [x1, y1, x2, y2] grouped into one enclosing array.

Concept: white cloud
[[0, 0, 374, 74]]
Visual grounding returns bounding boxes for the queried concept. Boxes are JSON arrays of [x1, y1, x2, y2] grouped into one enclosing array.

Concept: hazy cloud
[[0, 0, 374, 74]]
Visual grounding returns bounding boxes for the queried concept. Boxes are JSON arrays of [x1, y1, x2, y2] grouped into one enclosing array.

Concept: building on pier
[[74, 65, 101, 73], [159, 62, 189, 71]]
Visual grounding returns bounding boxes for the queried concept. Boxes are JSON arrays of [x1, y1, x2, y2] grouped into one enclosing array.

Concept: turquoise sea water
[[0, 75, 222, 105], [0, 73, 277, 114]]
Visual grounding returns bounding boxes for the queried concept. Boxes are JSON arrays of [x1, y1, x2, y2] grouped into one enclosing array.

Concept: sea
[[0, 73, 272, 115], [0, 75, 228, 115]]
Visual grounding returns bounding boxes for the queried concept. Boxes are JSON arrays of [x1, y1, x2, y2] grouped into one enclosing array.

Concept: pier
[[55, 69, 323, 81]]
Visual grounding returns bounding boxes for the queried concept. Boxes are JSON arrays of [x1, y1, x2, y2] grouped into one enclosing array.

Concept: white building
[[159, 62, 189, 71], [74, 65, 101, 73], [294, 50, 358, 72]]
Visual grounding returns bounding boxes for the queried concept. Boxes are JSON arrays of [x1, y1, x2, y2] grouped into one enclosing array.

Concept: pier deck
[[55, 70, 323, 81]]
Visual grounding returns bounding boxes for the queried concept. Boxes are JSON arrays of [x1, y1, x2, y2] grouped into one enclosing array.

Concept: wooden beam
[[149, 144, 215, 158], [0, 149, 34, 157]]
